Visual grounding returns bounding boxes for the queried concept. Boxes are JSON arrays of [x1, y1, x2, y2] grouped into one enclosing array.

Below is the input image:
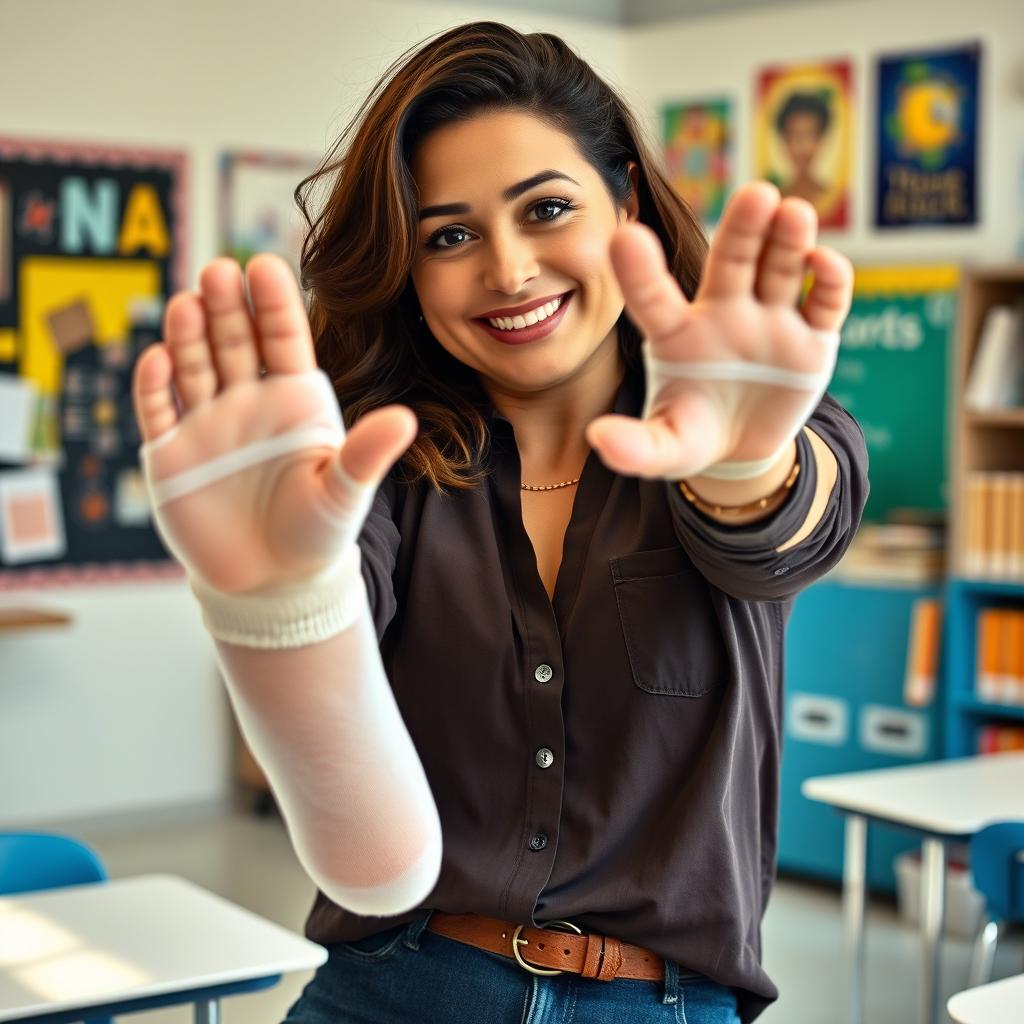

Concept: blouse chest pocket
[[610, 545, 727, 698]]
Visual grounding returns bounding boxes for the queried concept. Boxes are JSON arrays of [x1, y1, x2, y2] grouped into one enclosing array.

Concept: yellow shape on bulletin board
[[0, 328, 16, 362], [18, 257, 161, 397]]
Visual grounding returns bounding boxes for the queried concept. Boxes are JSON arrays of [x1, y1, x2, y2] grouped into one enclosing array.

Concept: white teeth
[[487, 294, 564, 330]]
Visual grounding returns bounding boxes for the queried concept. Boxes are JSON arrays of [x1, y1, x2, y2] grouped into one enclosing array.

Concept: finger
[[755, 197, 817, 308], [164, 290, 217, 412], [586, 397, 724, 481], [800, 246, 854, 332], [609, 221, 690, 341], [246, 253, 318, 375], [333, 406, 419, 492], [132, 342, 179, 445], [199, 258, 262, 385], [698, 181, 780, 301]]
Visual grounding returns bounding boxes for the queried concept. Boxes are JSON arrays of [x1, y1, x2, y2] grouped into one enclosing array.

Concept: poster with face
[[661, 99, 732, 229], [875, 43, 980, 228], [754, 59, 853, 230]]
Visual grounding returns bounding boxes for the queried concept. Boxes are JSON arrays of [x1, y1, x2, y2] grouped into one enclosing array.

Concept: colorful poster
[[662, 99, 732, 228], [754, 59, 853, 230], [219, 150, 321, 290], [829, 266, 960, 523], [875, 43, 980, 228], [0, 137, 187, 587]]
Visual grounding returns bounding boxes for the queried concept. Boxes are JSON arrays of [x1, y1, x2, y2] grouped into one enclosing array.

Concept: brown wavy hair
[[294, 21, 708, 495]]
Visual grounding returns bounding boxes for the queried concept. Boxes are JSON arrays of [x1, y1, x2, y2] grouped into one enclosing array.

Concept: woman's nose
[[482, 230, 539, 295]]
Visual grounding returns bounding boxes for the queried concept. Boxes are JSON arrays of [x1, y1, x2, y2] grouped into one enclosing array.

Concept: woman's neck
[[485, 336, 624, 476]]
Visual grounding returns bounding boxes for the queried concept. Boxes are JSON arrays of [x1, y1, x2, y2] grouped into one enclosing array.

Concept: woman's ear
[[625, 161, 640, 222]]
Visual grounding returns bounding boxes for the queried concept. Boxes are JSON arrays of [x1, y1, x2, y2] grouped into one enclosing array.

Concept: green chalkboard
[[827, 266, 959, 523]]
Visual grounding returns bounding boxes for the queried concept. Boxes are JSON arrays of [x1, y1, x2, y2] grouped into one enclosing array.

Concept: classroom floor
[[72, 804, 1024, 1024]]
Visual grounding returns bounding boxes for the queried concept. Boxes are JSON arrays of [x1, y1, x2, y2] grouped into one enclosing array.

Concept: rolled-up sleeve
[[666, 392, 870, 602]]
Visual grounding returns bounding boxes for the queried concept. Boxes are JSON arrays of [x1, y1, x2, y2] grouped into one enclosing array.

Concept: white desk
[[947, 973, 1024, 1023], [802, 750, 1024, 1024], [0, 874, 326, 1023]]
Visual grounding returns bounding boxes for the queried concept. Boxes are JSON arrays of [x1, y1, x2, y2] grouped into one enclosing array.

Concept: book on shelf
[[964, 300, 1024, 411], [834, 513, 946, 584], [904, 597, 942, 707], [964, 472, 1024, 579], [977, 724, 1024, 754], [975, 607, 1024, 705]]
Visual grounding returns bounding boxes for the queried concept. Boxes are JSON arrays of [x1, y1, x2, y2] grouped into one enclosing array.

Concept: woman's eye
[[427, 227, 472, 250], [531, 198, 575, 221]]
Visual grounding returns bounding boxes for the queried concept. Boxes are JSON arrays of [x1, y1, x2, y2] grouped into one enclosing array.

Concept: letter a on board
[[118, 184, 170, 257]]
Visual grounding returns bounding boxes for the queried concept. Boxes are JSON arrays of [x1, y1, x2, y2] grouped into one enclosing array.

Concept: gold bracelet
[[679, 456, 801, 519]]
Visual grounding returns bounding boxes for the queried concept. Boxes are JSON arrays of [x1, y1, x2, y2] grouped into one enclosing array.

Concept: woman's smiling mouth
[[474, 291, 574, 345]]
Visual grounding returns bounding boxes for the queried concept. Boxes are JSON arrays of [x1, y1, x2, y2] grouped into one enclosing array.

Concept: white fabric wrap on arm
[[640, 330, 840, 480], [138, 369, 375, 648]]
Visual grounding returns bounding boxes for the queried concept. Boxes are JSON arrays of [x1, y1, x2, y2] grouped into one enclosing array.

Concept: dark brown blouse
[[305, 360, 870, 1022]]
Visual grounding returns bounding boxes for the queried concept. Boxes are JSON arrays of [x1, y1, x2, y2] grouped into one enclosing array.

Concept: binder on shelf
[[963, 472, 1024, 581], [975, 607, 1024, 705], [964, 302, 1024, 411], [978, 724, 1024, 753], [905, 598, 941, 707]]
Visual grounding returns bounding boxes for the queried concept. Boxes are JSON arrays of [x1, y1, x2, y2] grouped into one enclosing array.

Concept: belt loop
[[661, 958, 680, 1005], [403, 910, 434, 951]]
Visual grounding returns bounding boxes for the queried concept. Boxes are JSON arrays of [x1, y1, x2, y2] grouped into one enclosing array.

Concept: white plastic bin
[[894, 850, 986, 939]]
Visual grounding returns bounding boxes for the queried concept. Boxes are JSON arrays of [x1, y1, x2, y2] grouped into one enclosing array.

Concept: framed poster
[[662, 98, 732, 229], [219, 150, 321, 289], [754, 59, 853, 230], [0, 136, 186, 587], [875, 43, 980, 228]]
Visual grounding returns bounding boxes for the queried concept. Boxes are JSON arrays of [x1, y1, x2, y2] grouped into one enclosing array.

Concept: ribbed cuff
[[189, 544, 367, 649]]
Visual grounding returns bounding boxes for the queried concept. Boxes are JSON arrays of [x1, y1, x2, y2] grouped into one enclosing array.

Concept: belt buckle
[[511, 919, 583, 976]]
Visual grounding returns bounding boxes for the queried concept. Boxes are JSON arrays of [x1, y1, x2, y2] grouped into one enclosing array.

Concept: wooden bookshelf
[[950, 264, 1024, 577], [944, 265, 1024, 757]]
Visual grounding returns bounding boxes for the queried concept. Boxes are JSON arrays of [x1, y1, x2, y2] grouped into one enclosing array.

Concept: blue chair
[[0, 831, 112, 1024], [968, 821, 1024, 987]]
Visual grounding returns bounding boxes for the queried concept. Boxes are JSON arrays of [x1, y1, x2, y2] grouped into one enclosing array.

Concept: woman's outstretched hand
[[132, 254, 417, 594], [585, 181, 852, 482]]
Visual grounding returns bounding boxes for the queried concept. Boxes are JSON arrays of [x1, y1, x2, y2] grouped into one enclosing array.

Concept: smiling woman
[[132, 18, 868, 1024], [294, 25, 707, 495]]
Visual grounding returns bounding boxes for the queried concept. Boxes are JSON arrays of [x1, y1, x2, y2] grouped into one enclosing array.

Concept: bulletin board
[[0, 137, 187, 588], [828, 265, 959, 523]]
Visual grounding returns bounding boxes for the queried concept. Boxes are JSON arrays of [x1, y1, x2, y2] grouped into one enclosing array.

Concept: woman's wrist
[[678, 438, 800, 525]]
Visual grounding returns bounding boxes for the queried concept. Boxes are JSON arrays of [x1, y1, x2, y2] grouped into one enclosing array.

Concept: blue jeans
[[283, 911, 741, 1023]]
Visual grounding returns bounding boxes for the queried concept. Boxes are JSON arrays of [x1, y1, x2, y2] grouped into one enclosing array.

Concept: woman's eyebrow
[[417, 169, 581, 220]]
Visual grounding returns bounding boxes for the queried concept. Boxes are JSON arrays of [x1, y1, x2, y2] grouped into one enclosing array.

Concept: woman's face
[[409, 110, 638, 395]]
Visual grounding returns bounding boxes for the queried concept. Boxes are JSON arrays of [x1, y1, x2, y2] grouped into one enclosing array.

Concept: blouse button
[[534, 664, 554, 683], [529, 833, 548, 851], [535, 747, 555, 769]]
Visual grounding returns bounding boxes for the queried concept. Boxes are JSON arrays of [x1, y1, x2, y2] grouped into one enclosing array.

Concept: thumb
[[336, 405, 419, 488]]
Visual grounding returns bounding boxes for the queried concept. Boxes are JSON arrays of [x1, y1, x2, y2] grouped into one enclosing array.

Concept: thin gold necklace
[[521, 476, 581, 491]]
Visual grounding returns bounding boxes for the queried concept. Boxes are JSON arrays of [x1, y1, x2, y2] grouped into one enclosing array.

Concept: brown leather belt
[[425, 912, 664, 981]]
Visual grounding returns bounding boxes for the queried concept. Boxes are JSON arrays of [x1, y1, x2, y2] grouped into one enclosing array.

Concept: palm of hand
[[132, 254, 416, 595], [140, 372, 348, 593], [586, 182, 852, 481]]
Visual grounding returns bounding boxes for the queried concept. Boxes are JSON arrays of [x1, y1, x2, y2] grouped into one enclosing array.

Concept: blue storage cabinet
[[778, 577, 944, 893], [943, 578, 1024, 757]]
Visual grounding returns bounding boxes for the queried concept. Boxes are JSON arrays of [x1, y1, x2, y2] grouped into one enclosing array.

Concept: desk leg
[[194, 999, 220, 1024], [842, 814, 867, 1024], [919, 837, 945, 1024]]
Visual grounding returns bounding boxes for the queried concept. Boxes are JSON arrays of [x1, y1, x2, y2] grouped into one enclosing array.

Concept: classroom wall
[[0, 0, 623, 828], [3, 0, 1022, 828], [623, 0, 1024, 263]]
